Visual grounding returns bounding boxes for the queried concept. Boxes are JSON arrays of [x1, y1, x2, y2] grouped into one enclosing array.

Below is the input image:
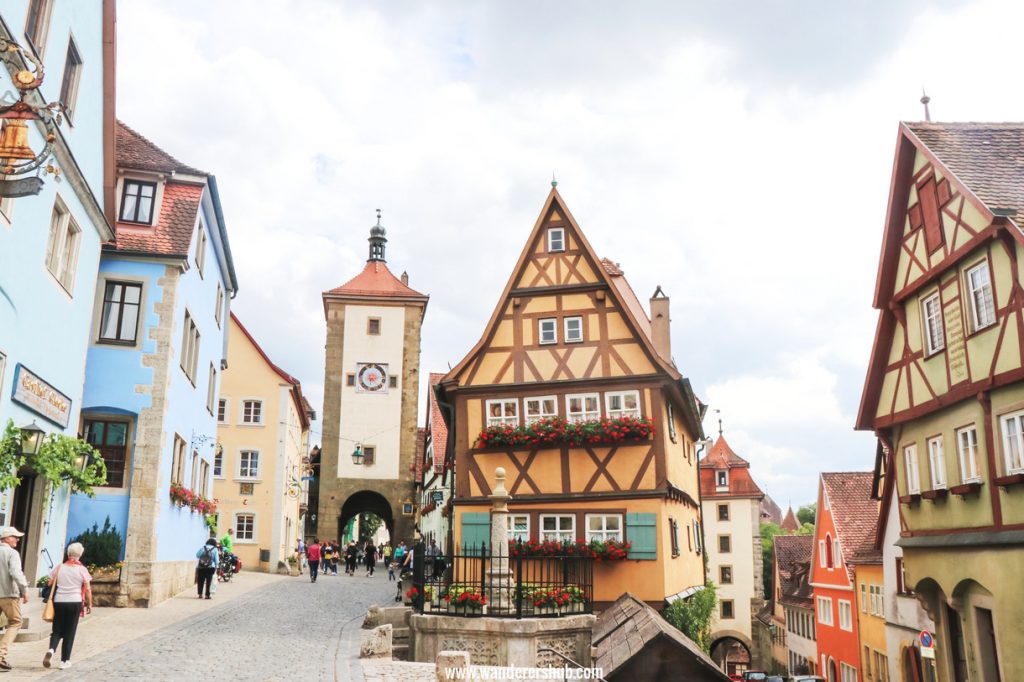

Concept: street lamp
[[73, 450, 93, 473], [19, 421, 44, 456], [352, 444, 364, 466]]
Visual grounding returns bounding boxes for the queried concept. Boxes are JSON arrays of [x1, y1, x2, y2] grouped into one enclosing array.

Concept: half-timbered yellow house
[[438, 187, 707, 608], [857, 122, 1024, 682]]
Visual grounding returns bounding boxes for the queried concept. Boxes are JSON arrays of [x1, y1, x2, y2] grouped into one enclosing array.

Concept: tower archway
[[710, 633, 752, 677], [338, 490, 396, 544]]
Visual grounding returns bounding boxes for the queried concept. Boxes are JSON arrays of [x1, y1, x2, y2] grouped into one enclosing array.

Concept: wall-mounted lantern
[[18, 421, 44, 457], [352, 444, 364, 466]]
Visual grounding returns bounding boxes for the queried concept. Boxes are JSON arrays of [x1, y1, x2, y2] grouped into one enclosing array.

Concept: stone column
[[486, 467, 514, 613]]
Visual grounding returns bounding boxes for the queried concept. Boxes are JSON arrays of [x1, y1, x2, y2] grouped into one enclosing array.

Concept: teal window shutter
[[626, 512, 657, 560], [461, 512, 491, 555]]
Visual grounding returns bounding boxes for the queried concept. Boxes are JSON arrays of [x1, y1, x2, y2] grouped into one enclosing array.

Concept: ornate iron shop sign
[[11, 364, 71, 428]]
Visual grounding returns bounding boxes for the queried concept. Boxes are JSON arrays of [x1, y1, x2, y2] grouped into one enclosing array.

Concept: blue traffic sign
[[920, 631, 934, 648]]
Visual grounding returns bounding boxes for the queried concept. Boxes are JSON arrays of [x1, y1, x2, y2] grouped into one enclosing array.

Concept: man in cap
[[0, 527, 29, 670]]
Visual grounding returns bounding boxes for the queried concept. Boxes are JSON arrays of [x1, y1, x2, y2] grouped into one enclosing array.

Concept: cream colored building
[[215, 314, 312, 571]]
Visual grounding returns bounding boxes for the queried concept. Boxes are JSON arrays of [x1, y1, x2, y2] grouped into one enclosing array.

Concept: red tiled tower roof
[[781, 505, 799, 532], [699, 436, 764, 499], [821, 472, 881, 569], [323, 260, 427, 300]]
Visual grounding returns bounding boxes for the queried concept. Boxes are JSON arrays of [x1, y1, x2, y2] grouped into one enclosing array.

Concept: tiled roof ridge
[[115, 119, 207, 176], [905, 121, 1024, 128], [324, 260, 428, 299]]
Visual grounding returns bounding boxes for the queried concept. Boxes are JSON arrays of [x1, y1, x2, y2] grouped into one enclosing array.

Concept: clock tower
[[317, 213, 428, 545]]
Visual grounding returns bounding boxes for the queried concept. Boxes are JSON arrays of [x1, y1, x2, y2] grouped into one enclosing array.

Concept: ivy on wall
[[1, 420, 108, 502]]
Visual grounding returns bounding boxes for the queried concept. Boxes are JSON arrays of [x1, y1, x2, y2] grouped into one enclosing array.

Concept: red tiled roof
[[781, 505, 799, 532], [905, 122, 1024, 218], [324, 260, 427, 299], [110, 182, 203, 257], [775, 535, 814, 608], [698, 436, 764, 498], [821, 472, 881, 571], [699, 436, 748, 468], [600, 258, 652, 341], [428, 372, 448, 474], [116, 120, 206, 176]]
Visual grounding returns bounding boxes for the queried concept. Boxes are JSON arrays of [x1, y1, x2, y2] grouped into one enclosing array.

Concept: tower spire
[[715, 408, 723, 437], [368, 209, 387, 262], [920, 89, 931, 122]]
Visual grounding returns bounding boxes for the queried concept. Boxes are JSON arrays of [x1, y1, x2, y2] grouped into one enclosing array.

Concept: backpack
[[198, 546, 214, 569]]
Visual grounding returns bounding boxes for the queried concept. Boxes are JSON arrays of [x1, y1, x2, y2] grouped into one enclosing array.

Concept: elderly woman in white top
[[43, 542, 92, 670]]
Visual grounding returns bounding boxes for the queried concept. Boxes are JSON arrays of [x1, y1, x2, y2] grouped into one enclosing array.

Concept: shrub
[[68, 516, 123, 568], [664, 581, 717, 653]]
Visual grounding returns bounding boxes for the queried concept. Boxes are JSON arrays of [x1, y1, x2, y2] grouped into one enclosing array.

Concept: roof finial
[[367, 209, 387, 263], [551, 172, 558, 188], [920, 89, 931, 122], [715, 408, 723, 437]]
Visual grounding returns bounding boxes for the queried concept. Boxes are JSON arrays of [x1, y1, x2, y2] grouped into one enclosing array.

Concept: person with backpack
[[195, 539, 219, 599]]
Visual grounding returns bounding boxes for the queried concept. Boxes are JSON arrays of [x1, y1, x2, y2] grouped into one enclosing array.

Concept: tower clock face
[[356, 363, 388, 393]]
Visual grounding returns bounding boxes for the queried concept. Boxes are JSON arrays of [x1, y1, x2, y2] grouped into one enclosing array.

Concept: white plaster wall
[[704, 496, 758, 641], [337, 304, 405, 480], [785, 606, 817, 668]]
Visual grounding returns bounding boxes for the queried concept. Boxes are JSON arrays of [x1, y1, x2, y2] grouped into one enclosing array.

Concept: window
[[195, 222, 207, 276], [524, 396, 557, 425], [693, 519, 702, 553], [861, 583, 867, 613], [540, 514, 574, 542], [874, 652, 889, 682], [238, 450, 260, 479], [927, 436, 946, 489], [825, 534, 834, 568], [214, 284, 224, 328], [840, 663, 857, 682], [506, 514, 529, 542], [667, 403, 677, 442], [833, 538, 841, 567], [83, 420, 128, 488], [719, 565, 733, 584], [564, 316, 583, 343], [871, 584, 884, 617], [200, 461, 210, 495], [547, 227, 565, 252], [242, 400, 263, 425], [585, 514, 622, 542], [234, 513, 255, 541], [896, 557, 912, 595], [720, 600, 734, 619], [98, 281, 142, 344], [58, 38, 83, 123], [866, 648, 874, 681], [119, 180, 156, 224], [485, 399, 518, 427], [717, 503, 729, 521], [24, 0, 54, 55], [538, 318, 557, 344], [670, 518, 679, 557], [362, 445, 376, 465], [904, 444, 921, 495], [213, 447, 223, 478], [1000, 410, 1024, 475], [818, 539, 826, 567], [922, 293, 945, 355], [207, 364, 216, 415], [190, 451, 199, 488], [718, 534, 731, 553], [817, 596, 833, 625], [838, 600, 852, 631], [716, 470, 728, 488], [217, 399, 227, 424], [171, 434, 186, 485], [45, 198, 81, 293], [955, 426, 981, 483], [606, 390, 640, 419], [346, 374, 356, 387], [179, 311, 200, 383], [966, 262, 996, 330], [367, 317, 381, 335], [389, 376, 398, 388], [566, 393, 600, 422]]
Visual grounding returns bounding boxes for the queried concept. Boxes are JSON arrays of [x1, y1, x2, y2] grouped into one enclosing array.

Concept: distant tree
[[797, 503, 816, 526], [796, 522, 815, 536], [359, 513, 383, 541], [760, 522, 784, 598], [664, 581, 718, 652]]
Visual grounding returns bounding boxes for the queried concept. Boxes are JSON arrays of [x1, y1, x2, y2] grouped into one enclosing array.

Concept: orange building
[[811, 472, 880, 682], [854, 562, 889, 682], [438, 187, 707, 608]]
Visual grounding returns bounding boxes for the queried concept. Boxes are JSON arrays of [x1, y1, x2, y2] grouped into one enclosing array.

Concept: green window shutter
[[461, 512, 491, 555], [626, 512, 657, 560]]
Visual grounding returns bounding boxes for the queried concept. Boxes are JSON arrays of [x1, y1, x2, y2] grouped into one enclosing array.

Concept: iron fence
[[402, 542, 593, 619]]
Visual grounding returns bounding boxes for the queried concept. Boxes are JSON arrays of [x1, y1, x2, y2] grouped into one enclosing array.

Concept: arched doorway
[[710, 636, 751, 677], [338, 490, 395, 545], [827, 657, 837, 682]]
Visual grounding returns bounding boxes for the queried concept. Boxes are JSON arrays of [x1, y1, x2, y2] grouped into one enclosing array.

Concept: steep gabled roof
[[775, 535, 814, 608], [698, 436, 747, 468], [698, 436, 764, 498], [821, 472, 881, 576], [116, 120, 206, 176]]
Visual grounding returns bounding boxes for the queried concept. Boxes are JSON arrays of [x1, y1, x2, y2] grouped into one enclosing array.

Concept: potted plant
[[531, 588, 565, 616], [563, 585, 586, 613], [287, 556, 299, 576], [444, 585, 487, 614], [36, 575, 49, 599], [405, 586, 434, 611]]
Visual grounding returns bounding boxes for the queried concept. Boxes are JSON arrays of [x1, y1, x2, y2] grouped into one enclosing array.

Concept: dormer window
[[547, 228, 565, 252], [716, 469, 728, 488], [119, 180, 156, 224]]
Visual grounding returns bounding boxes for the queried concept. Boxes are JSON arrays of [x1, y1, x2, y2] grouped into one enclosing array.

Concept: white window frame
[[833, 538, 842, 567], [1000, 410, 1024, 475], [206, 363, 216, 415], [566, 393, 600, 422], [524, 395, 557, 425], [585, 513, 622, 542], [904, 444, 921, 495], [563, 316, 583, 343], [214, 283, 224, 328], [213, 447, 224, 479], [195, 217, 207, 276], [505, 514, 530, 542], [217, 398, 228, 424], [860, 583, 867, 613], [840, 663, 858, 682], [922, 292, 945, 355], [538, 318, 557, 345], [485, 398, 519, 428], [540, 514, 575, 543], [966, 261, 996, 331], [716, 469, 729, 489], [234, 512, 256, 542], [237, 449, 260, 480], [605, 390, 641, 419], [547, 227, 565, 252], [241, 399, 263, 425], [927, 436, 947, 490], [179, 310, 200, 383], [817, 596, 833, 626], [956, 426, 981, 484], [839, 600, 853, 631], [45, 197, 81, 294], [818, 539, 826, 568], [58, 36, 83, 124]]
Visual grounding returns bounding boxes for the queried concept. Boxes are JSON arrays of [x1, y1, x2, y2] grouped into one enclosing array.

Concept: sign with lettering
[[943, 298, 968, 385], [11, 364, 71, 428], [431, 490, 445, 503], [0, 177, 44, 198]]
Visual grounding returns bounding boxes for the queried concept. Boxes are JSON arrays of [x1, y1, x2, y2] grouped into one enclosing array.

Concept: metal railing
[[404, 542, 593, 619]]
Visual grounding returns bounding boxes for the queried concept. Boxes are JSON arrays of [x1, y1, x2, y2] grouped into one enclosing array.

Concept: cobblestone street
[[35, 571, 394, 681]]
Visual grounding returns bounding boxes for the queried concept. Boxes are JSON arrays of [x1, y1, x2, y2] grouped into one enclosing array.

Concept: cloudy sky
[[116, 0, 1022, 509]]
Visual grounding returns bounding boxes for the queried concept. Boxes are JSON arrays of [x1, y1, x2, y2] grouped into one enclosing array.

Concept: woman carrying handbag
[[42, 542, 92, 670]]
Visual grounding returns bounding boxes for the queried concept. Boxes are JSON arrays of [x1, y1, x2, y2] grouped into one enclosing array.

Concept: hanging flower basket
[[169, 483, 218, 516]]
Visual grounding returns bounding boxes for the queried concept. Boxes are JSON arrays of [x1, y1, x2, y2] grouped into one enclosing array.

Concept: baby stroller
[[395, 567, 412, 602]]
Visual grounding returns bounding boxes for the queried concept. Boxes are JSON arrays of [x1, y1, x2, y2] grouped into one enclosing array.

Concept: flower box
[[476, 416, 655, 450]]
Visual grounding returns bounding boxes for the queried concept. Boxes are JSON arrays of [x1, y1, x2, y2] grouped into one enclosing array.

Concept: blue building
[[71, 121, 238, 606], [0, 1, 116, 582]]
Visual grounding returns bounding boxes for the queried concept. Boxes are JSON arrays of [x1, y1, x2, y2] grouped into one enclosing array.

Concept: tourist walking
[[43, 542, 93, 670], [363, 540, 377, 576], [331, 541, 340, 575], [320, 542, 333, 576], [307, 539, 321, 582], [195, 538, 219, 599], [345, 541, 358, 575], [0, 527, 29, 671], [295, 538, 306, 574]]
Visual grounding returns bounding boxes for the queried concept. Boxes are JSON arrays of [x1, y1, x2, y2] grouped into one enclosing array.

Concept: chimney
[[401, 271, 409, 286], [650, 286, 671, 362]]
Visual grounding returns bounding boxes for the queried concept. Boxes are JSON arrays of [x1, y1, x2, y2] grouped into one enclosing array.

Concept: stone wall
[[94, 560, 196, 607]]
